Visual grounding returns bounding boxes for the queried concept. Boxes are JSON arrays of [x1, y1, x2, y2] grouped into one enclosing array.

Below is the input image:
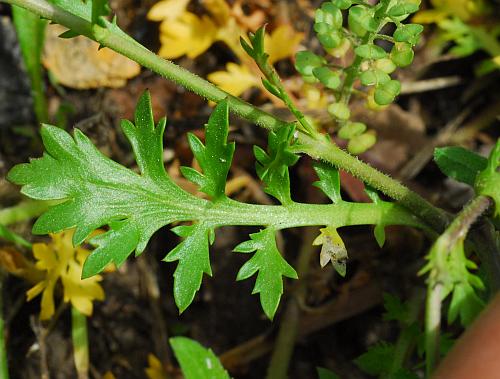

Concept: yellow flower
[[26, 230, 105, 320], [145, 354, 168, 379], [264, 24, 304, 65], [207, 62, 260, 96]]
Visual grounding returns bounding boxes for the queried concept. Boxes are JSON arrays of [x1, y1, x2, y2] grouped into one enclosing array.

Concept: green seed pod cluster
[[294, 0, 423, 154]]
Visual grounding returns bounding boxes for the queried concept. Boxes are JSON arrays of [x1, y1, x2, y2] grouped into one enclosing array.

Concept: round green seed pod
[[360, 69, 391, 86], [393, 24, 424, 45], [374, 58, 396, 74], [347, 132, 377, 154], [312, 66, 341, 89], [328, 103, 351, 120], [338, 122, 367, 139], [331, 0, 352, 10], [355, 44, 387, 60], [348, 5, 377, 37], [295, 51, 326, 76], [318, 30, 343, 49], [390, 42, 414, 67], [374, 79, 401, 105], [315, 3, 343, 29]]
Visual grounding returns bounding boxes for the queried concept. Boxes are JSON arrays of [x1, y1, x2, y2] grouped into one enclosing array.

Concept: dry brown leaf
[[43, 25, 140, 89]]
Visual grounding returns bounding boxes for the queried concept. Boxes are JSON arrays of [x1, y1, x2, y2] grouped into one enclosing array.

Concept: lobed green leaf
[[181, 100, 235, 200], [234, 228, 297, 319], [170, 337, 230, 379], [254, 125, 299, 205]]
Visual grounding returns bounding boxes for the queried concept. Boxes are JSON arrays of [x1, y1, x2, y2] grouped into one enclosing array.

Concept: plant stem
[[11, 5, 48, 124], [425, 281, 443, 376], [1, 0, 448, 233], [0, 273, 10, 379], [296, 134, 449, 232], [424, 195, 492, 375], [0, 200, 51, 226], [71, 307, 89, 379], [383, 290, 424, 379]]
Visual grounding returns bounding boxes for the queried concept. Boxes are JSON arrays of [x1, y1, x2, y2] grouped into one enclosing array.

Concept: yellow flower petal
[[207, 62, 259, 96], [264, 24, 304, 65], [204, 0, 231, 26], [158, 13, 218, 59], [32, 243, 57, 270], [40, 281, 56, 320], [145, 354, 168, 379], [147, 0, 190, 21], [26, 281, 46, 301], [26, 229, 105, 320]]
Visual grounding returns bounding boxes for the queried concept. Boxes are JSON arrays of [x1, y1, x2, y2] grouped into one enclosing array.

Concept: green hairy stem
[[1, 0, 449, 234]]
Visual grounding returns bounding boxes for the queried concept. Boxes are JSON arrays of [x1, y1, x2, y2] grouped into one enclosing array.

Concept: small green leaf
[[317, 367, 341, 379], [295, 51, 326, 77], [48, 0, 109, 29], [475, 140, 500, 216], [163, 223, 213, 313], [434, 146, 487, 186], [181, 100, 235, 199], [313, 162, 341, 203], [170, 337, 230, 379], [312, 66, 341, 89], [235, 228, 298, 319], [355, 44, 387, 59], [390, 42, 414, 67], [382, 293, 410, 323], [254, 125, 299, 204], [348, 5, 377, 37], [374, 80, 401, 105], [262, 78, 282, 98], [354, 342, 395, 375], [447, 282, 484, 326]]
